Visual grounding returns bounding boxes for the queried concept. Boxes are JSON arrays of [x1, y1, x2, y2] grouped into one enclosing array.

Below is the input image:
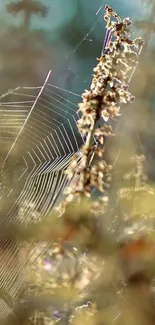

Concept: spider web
[[1, 75, 83, 221], [0, 7, 105, 319], [0, 79, 84, 320]]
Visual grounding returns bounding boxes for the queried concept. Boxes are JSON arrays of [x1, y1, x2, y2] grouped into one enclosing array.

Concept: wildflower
[[56, 5, 143, 253]]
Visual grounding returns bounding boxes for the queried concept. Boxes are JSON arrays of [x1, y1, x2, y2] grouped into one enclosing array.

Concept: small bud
[[123, 17, 132, 26], [122, 84, 129, 91], [129, 95, 135, 103]]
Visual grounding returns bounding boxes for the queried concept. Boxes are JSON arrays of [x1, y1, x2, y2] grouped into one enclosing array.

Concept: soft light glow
[[43, 260, 52, 271]]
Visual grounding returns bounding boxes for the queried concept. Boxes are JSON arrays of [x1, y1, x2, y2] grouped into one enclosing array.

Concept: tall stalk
[[59, 5, 144, 222]]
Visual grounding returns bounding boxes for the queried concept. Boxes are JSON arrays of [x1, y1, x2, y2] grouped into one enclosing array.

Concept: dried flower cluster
[[59, 5, 144, 221]]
